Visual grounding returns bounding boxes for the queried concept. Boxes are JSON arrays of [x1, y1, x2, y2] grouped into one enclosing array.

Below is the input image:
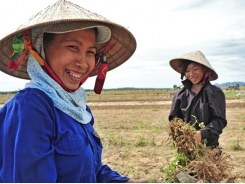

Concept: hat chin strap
[[93, 53, 108, 94], [44, 42, 115, 94], [26, 37, 80, 92], [201, 69, 213, 85], [42, 63, 78, 92]]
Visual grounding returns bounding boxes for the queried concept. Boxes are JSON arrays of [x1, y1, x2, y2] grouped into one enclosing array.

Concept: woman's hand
[[195, 130, 202, 144]]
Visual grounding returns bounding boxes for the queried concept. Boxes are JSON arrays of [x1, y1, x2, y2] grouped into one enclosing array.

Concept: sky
[[0, 0, 245, 91]]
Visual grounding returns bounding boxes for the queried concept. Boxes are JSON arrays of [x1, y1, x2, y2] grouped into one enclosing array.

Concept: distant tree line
[[173, 85, 183, 90], [85, 87, 171, 92], [214, 81, 245, 87], [0, 91, 19, 94]]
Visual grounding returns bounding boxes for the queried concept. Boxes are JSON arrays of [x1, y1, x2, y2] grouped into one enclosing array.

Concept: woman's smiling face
[[44, 29, 96, 90], [185, 62, 205, 84]]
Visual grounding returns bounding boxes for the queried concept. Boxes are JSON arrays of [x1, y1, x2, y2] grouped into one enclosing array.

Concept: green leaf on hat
[[12, 33, 24, 53]]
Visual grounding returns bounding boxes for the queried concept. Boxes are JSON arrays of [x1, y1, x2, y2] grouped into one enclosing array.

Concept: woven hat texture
[[0, 0, 136, 79], [169, 50, 218, 81]]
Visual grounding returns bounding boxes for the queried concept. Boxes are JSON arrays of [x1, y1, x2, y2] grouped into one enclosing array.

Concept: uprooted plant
[[161, 117, 239, 183]]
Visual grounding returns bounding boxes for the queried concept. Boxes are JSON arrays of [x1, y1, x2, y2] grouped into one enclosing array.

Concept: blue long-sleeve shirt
[[0, 88, 129, 182]]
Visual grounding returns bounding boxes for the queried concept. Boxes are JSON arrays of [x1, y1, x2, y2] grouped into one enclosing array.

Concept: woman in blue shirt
[[0, 0, 159, 182]]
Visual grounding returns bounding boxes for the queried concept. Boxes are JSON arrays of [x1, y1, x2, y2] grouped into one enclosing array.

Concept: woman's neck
[[191, 83, 203, 94]]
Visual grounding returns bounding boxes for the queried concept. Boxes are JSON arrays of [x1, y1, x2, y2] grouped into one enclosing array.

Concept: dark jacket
[[169, 80, 227, 146]]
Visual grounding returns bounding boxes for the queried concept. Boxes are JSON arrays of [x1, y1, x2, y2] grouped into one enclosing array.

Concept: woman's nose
[[75, 54, 88, 69], [189, 71, 195, 76]]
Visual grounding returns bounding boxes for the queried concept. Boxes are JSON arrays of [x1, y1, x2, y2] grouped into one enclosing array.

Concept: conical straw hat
[[0, 0, 136, 79], [169, 50, 218, 81]]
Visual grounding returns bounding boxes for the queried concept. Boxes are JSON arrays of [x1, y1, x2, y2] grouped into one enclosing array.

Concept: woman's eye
[[68, 45, 77, 50], [88, 51, 96, 55]]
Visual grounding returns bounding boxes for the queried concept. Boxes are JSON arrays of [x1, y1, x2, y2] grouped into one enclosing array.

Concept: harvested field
[[86, 89, 245, 182], [1, 88, 245, 182]]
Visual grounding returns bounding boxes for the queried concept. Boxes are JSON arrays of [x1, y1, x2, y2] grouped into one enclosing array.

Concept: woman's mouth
[[190, 77, 200, 83], [66, 70, 82, 79]]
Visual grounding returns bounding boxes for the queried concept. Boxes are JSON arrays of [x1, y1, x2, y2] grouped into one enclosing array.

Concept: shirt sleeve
[[169, 89, 184, 121], [0, 89, 57, 182], [96, 165, 130, 183], [201, 87, 227, 146]]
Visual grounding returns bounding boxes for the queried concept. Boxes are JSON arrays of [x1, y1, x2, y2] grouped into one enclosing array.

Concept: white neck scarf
[[25, 55, 92, 124]]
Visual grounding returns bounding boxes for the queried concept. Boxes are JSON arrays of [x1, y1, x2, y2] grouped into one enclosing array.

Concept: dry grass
[[89, 103, 245, 182]]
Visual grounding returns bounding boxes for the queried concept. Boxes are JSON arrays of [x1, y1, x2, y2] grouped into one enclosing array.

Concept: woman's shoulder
[[4, 88, 54, 109], [174, 87, 187, 96], [204, 83, 224, 95], [17, 87, 51, 100]]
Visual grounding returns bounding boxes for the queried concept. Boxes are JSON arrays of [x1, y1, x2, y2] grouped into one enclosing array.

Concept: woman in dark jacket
[[169, 50, 227, 147]]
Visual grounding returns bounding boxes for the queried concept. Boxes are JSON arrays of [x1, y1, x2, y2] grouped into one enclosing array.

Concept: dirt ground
[[89, 98, 245, 182]]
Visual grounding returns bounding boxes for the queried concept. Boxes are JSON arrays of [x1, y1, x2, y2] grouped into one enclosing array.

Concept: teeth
[[68, 70, 81, 78]]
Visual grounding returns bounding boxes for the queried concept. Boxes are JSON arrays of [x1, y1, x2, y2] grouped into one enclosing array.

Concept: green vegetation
[[230, 138, 244, 151], [161, 151, 189, 183], [224, 91, 239, 98]]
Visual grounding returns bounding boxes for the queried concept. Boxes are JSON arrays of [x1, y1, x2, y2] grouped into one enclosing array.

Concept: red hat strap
[[94, 43, 115, 94], [202, 68, 214, 84]]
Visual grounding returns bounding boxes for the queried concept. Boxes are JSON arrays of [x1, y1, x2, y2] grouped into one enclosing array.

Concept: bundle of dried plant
[[163, 117, 240, 183]]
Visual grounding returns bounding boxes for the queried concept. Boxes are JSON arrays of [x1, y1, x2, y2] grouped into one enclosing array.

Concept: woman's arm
[[169, 90, 184, 121], [0, 89, 57, 182], [201, 88, 227, 146]]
